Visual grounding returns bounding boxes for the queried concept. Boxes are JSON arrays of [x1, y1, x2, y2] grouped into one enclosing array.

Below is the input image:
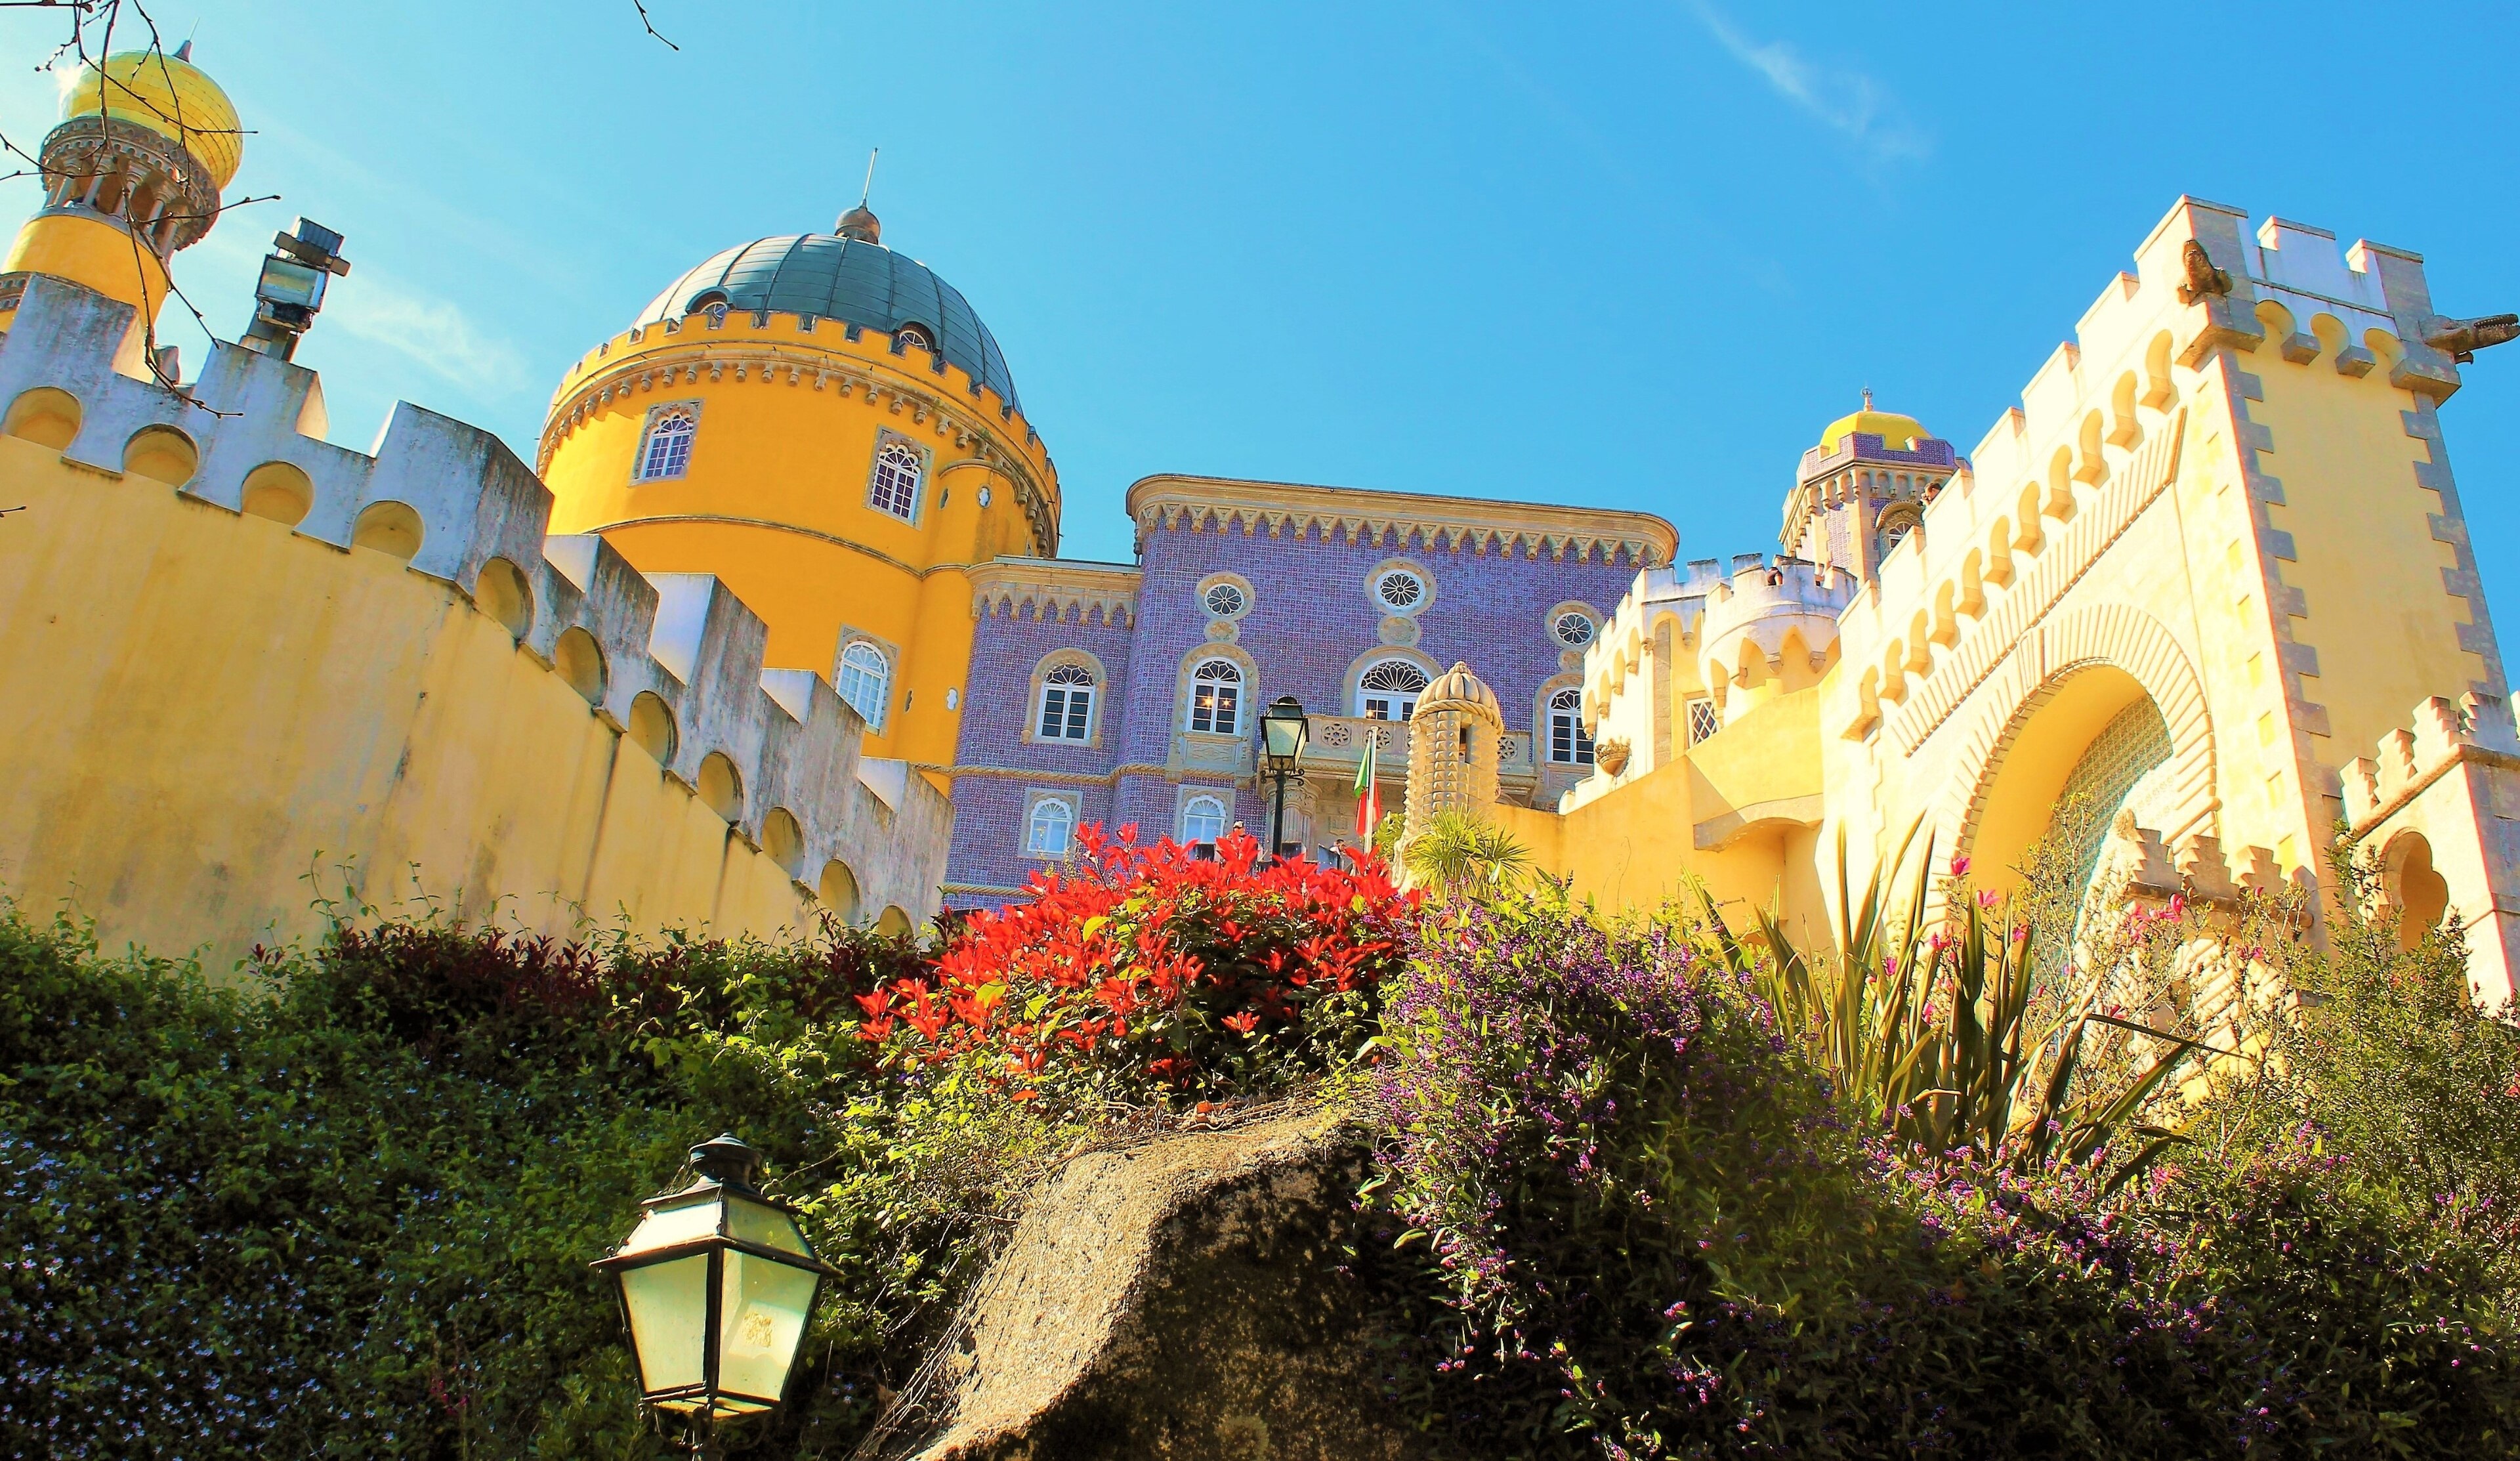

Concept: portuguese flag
[[1353, 732, 1381, 839]]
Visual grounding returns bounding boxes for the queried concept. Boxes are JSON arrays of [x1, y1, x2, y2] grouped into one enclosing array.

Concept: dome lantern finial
[[1861, 385, 1873, 411], [837, 146, 880, 242], [835, 204, 880, 243]]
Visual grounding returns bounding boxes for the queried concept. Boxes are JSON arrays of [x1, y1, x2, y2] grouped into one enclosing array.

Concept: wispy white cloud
[[323, 270, 530, 395], [1685, 2, 1929, 164]]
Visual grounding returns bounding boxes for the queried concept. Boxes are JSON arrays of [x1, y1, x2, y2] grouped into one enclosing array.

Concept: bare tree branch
[[632, 0, 678, 50]]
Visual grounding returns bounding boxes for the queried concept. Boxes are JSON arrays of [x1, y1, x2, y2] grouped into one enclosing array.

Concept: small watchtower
[[1404, 662, 1504, 839]]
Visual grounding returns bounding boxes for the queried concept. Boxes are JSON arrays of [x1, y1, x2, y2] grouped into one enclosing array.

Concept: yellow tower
[[1404, 662, 1505, 839], [0, 45, 240, 358], [538, 205, 1060, 775]]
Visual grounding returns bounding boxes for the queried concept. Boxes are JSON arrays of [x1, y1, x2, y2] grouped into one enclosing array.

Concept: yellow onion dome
[[1816, 393, 1931, 453], [60, 48, 243, 191]]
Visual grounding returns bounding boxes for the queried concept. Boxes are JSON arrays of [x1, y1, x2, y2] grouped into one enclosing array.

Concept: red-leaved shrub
[[857, 825, 1418, 1102]]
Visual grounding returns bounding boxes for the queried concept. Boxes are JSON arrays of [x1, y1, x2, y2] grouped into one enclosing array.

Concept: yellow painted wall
[[2244, 320, 2490, 759], [0, 431, 820, 971], [1511, 687, 1828, 936], [538, 316, 1059, 774], [3, 212, 169, 316]]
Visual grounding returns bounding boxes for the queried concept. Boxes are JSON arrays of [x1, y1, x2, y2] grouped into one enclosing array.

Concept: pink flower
[[1950, 855, 1971, 878], [1977, 889, 1999, 910]]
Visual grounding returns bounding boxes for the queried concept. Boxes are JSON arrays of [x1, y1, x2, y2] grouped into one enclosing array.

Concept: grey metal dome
[[634, 231, 1021, 410]]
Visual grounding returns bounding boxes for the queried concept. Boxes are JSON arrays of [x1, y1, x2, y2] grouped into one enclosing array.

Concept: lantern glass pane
[[1263, 715, 1303, 759], [619, 1252, 711, 1403], [255, 255, 327, 310], [717, 1248, 818, 1403], [618, 1193, 723, 1256], [725, 1193, 812, 1257]]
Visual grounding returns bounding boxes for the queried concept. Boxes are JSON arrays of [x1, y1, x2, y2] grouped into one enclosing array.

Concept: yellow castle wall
[[0, 431, 820, 970], [538, 315, 1059, 778], [1505, 687, 1828, 938], [1546, 200, 2511, 962]]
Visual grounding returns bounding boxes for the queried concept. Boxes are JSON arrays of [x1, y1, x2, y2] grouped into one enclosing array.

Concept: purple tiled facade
[[944, 485, 1671, 907]]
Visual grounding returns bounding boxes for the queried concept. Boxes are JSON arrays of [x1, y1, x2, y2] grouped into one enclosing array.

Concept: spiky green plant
[[1399, 810, 1532, 900], [1697, 822, 2219, 1190]]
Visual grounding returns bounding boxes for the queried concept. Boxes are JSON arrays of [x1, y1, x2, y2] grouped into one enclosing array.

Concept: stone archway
[[1939, 601, 2216, 891]]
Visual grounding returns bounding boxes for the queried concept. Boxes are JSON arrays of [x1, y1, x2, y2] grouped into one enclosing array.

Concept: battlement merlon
[[0, 276, 944, 916], [2337, 692, 2520, 1010]]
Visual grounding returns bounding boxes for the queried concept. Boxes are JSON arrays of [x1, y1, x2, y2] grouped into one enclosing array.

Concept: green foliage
[[1699, 826, 2197, 1188], [1400, 810, 1534, 899], [0, 908, 1067, 1459], [2193, 853, 2520, 1309], [1371, 886, 2520, 1458]]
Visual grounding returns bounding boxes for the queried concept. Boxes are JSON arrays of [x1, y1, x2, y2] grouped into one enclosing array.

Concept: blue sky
[[5, 1, 2515, 637]]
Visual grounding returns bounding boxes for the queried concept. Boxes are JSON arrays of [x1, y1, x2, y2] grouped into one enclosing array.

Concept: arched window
[[1358, 659, 1430, 721], [1026, 797, 1076, 857], [1037, 662, 1095, 741], [895, 323, 934, 354], [1188, 658, 1242, 735], [635, 407, 696, 482], [869, 440, 922, 521], [837, 642, 891, 730], [1180, 794, 1228, 847], [1548, 688, 1594, 766]]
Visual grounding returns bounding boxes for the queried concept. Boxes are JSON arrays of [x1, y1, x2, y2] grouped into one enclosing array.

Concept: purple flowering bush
[[1368, 889, 2520, 1458]]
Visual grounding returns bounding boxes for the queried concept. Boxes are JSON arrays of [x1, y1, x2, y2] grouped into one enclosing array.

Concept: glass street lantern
[[1260, 694, 1311, 769], [595, 1134, 838, 1429], [1259, 695, 1311, 860]]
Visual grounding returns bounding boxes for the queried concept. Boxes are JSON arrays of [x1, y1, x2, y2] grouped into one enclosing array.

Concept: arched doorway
[[1965, 664, 2175, 902]]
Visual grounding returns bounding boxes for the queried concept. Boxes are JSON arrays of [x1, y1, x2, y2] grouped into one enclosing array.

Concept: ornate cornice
[[969, 555, 1141, 627], [538, 331, 1060, 557], [1124, 473, 1675, 568]]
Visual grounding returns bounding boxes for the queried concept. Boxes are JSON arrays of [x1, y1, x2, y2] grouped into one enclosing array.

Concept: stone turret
[[1403, 662, 1503, 841]]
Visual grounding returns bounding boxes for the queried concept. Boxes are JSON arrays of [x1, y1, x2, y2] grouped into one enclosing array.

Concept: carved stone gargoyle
[[2422, 313, 2520, 364], [1593, 736, 1631, 776], [2175, 240, 2233, 305]]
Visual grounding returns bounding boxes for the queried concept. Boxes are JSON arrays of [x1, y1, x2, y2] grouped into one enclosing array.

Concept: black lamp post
[[595, 1134, 838, 1455], [1259, 694, 1311, 862]]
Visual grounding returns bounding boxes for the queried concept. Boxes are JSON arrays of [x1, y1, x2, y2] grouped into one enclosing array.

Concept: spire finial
[[1861, 385, 1873, 411], [836, 148, 882, 243]]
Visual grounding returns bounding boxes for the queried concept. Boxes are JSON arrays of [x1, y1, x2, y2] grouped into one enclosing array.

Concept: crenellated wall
[[2338, 692, 2520, 1007], [1551, 195, 2509, 973], [0, 276, 948, 968], [1805, 197, 2502, 941]]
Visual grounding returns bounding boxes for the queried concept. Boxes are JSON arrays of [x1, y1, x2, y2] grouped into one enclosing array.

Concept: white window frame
[[1179, 793, 1228, 847], [1356, 657, 1431, 721], [1187, 658, 1243, 736], [868, 436, 923, 522], [1547, 688, 1595, 765], [633, 404, 699, 482], [1036, 663, 1095, 742], [1022, 792, 1078, 859], [1686, 696, 1720, 746], [1553, 611, 1597, 648], [837, 641, 892, 730]]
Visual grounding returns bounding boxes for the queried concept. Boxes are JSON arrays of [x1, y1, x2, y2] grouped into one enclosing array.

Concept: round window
[[1203, 582, 1248, 618], [1375, 570, 1425, 612], [1553, 612, 1597, 648]]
